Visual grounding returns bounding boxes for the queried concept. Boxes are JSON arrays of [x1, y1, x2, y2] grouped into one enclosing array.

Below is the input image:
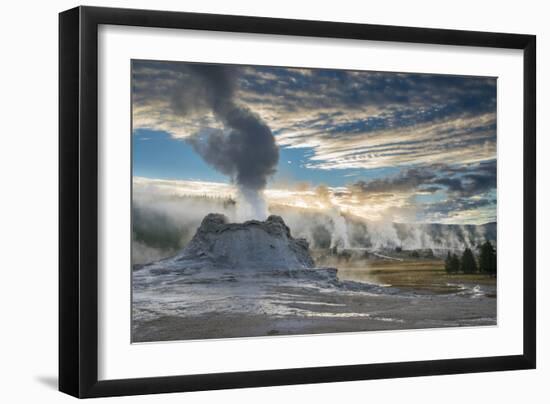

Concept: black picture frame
[[59, 5, 536, 398]]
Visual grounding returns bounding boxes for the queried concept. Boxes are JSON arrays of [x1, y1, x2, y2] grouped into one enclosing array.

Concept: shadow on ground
[[35, 375, 58, 390]]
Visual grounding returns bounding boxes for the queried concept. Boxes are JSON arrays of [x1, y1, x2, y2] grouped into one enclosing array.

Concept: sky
[[132, 60, 497, 225]]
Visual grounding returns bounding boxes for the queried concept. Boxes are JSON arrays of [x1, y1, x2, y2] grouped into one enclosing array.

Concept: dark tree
[[460, 248, 478, 273], [478, 240, 497, 275], [450, 253, 460, 273], [444, 252, 452, 273], [445, 252, 460, 273]]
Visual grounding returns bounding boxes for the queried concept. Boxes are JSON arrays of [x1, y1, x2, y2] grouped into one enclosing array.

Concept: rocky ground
[[132, 214, 496, 342]]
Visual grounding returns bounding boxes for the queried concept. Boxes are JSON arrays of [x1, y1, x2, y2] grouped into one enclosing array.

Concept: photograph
[[0, 0, 543, 401], [131, 60, 498, 342]]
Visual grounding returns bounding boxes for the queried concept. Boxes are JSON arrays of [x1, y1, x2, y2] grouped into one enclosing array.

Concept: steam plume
[[173, 64, 279, 219]]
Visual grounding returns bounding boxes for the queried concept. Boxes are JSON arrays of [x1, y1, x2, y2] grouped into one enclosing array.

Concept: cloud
[[132, 61, 496, 223], [350, 160, 495, 197], [134, 161, 495, 226], [277, 112, 496, 169], [351, 167, 436, 194], [419, 196, 496, 224], [132, 61, 496, 171], [353, 160, 497, 196], [344, 161, 496, 223], [430, 160, 497, 197]]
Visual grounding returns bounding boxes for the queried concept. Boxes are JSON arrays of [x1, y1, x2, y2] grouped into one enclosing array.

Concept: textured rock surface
[[178, 213, 315, 269], [133, 214, 496, 343]]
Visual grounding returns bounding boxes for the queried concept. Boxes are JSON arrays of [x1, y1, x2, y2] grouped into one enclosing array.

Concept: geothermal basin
[[132, 214, 496, 342]]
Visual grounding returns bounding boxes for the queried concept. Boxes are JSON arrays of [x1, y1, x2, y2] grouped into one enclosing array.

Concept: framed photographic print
[[59, 6, 536, 398]]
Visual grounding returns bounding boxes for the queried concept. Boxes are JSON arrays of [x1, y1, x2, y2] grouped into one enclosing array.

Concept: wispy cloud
[[132, 61, 497, 224], [132, 61, 496, 171], [134, 174, 495, 225]]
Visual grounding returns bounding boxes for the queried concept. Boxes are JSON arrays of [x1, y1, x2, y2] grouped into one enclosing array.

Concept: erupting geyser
[[172, 64, 279, 220]]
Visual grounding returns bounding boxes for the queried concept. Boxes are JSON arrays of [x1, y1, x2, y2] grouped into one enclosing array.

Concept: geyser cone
[[181, 213, 315, 270]]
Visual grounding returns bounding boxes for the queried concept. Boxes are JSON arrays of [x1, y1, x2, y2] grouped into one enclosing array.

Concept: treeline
[[445, 240, 496, 275]]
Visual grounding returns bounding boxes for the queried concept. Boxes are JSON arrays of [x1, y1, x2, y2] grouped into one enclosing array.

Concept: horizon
[[132, 176, 497, 227]]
